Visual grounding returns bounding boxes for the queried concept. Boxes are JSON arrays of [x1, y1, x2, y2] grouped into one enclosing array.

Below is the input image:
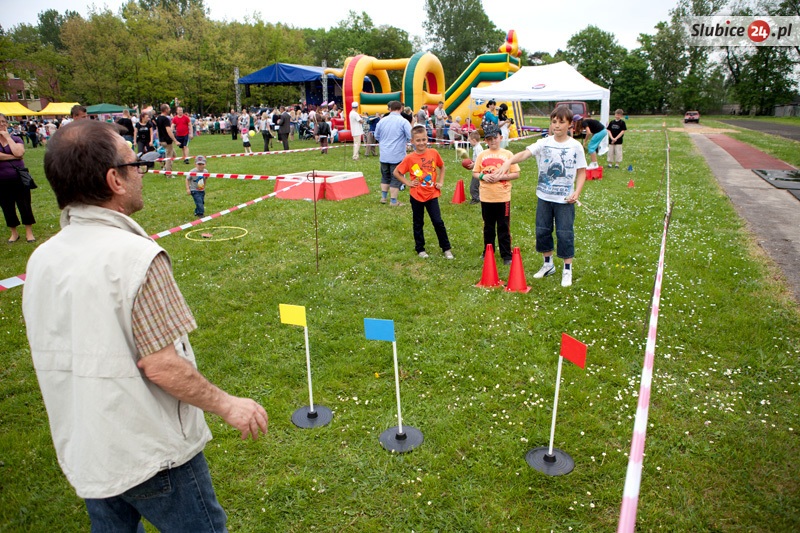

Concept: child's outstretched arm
[[494, 149, 531, 179]]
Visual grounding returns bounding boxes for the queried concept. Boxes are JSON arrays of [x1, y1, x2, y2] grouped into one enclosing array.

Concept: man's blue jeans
[[85, 452, 227, 532]]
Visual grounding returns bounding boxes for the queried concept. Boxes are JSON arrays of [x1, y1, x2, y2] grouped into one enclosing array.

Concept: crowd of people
[[7, 101, 630, 531]]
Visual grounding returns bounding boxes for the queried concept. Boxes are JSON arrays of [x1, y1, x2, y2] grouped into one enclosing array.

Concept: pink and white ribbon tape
[[617, 131, 672, 532], [148, 179, 306, 239], [0, 179, 306, 290]]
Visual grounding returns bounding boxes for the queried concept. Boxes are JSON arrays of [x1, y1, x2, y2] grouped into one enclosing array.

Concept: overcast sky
[[4, 0, 679, 55]]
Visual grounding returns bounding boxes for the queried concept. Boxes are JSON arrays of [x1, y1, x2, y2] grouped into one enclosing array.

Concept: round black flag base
[[526, 447, 575, 476], [379, 426, 423, 453], [291, 405, 333, 429]]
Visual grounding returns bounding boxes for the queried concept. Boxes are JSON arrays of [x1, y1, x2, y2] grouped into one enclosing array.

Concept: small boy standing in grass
[[393, 125, 454, 260], [606, 109, 627, 169], [472, 124, 520, 265], [495, 105, 586, 287], [186, 155, 208, 218]]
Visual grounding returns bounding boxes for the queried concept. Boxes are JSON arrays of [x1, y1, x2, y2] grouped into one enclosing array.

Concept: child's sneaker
[[607, 163, 612, 168], [443, 250, 454, 260], [587, 162, 598, 170], [561, 268, 573, 287], [533, 263, 556, 279], [418, 251, 429, 258]]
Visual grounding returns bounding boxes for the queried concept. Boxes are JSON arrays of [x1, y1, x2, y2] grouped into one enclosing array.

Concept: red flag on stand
[[560, 333, 587, 369]]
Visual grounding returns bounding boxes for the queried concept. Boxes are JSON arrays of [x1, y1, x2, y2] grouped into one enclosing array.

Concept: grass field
[[1, 117, 799, 531]]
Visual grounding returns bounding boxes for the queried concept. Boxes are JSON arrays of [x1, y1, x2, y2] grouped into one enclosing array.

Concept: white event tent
[[471, 61, 611, 152]]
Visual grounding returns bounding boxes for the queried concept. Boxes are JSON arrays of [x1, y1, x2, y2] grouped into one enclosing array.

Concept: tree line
[[1, 0, 797, 116]]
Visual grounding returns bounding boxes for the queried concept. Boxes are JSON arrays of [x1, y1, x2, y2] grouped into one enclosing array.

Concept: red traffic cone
[[451, 179, 466, 204], [627, 179, 635, 188], [505, 247, 531, 293], [476, 244, 504, 288]]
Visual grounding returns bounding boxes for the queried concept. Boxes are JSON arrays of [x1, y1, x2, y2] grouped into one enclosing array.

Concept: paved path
[[718, 119, 800, 142], [689, 129, 800, 304]]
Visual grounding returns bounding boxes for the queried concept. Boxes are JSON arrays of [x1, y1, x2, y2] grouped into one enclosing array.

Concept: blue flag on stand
[[364, 318, 395, 342]]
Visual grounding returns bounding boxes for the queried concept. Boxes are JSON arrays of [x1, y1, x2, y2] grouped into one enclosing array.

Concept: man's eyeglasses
[[115, 160, 154, 174]]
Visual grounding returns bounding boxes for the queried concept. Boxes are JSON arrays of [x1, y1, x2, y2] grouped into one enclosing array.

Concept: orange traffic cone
[[505, 247, 531, 293], [451, 179, 466, 204], [627, 179, 635, 188], [476, 244, 504, 288]]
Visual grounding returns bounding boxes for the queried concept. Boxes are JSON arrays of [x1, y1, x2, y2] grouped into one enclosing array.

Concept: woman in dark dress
[[0, 113, 35, 243]]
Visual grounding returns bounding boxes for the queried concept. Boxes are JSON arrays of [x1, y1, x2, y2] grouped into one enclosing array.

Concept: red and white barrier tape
[[148, 178, 305, 239], [617, 131, 672, 532], [156, 144, 343, 161], [0, 179, 307, 290], [0, 274, 25, 292], [149, 178, 306, 240], [150, 170, 278, 180]]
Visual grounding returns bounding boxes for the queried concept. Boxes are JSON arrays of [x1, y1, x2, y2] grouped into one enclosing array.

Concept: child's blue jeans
[[191, 190, 205, 217], [535, 197, 575, 259]]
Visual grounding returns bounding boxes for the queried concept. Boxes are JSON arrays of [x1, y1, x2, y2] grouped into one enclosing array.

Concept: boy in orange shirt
[[472, 124, 520, 265], [393, 125, 454, 259]]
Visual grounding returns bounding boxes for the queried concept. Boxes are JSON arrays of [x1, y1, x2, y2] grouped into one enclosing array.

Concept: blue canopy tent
[[238, 63, 373, 107]]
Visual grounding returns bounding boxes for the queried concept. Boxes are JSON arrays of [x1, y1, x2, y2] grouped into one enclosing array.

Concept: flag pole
[[548, 356, 564, 456], [392, 340, 404, 435], [304, 325, 315, 413], [525, 343, 578, 476]]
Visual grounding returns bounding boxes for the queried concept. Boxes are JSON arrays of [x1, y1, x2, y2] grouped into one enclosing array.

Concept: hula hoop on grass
[[185, 226, 248, 242]]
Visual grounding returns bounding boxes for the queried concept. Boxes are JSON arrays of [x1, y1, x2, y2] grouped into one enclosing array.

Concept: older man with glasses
[[22, 119, 269, 532]]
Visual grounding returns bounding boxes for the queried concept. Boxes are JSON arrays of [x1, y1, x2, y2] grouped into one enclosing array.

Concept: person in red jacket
[[172, 107, 193, 164]]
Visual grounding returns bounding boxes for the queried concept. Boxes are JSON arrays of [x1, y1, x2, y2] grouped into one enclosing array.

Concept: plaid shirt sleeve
[[132, 252, 197, 357]]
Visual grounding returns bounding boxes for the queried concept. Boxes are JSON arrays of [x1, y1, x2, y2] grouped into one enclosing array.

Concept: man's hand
[[218, 395, 269, 441], [138, 343, 269, 441]]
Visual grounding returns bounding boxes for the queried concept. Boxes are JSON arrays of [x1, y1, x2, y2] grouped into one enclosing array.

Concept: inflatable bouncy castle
[[325, 30, 523, 141]]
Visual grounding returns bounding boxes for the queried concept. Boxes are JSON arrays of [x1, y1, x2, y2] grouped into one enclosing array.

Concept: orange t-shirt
[[395, 149, 444, 202], [475, 148, 519, 203]]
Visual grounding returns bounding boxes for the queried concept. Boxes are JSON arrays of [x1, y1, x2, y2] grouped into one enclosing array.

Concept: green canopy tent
[[86, 103, 131, 114]]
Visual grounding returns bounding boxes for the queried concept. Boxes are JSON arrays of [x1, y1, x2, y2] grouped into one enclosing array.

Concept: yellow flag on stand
[[279, 304, 307, 327]]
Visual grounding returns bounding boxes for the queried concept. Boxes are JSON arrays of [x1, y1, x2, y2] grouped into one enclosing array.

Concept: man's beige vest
[[23, 204, 211, 498]]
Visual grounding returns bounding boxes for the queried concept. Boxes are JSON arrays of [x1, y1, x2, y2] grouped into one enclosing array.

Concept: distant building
[[2, 71, 55, 112], [774, 102, 800, 117]]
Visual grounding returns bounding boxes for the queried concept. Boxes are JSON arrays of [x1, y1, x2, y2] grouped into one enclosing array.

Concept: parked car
[[556, 101, 588, 117], [684, 111, 700, 123]]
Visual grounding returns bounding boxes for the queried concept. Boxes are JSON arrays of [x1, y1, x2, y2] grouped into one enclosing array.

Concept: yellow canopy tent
[[38, 102, 81, 116], [0, 102, 38, 116]]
